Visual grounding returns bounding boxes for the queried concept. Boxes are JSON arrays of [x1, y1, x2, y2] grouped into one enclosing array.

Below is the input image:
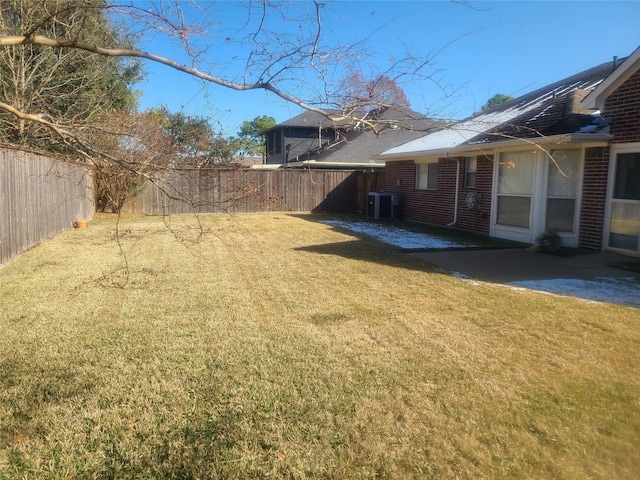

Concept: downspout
[[446, 154, 461, 227]]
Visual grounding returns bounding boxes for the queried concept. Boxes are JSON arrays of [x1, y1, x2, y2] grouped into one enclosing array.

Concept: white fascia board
[[377, 103, 550, 159], [567, 132, 612, 145], [377, 148, 451, 161], [285, 160, 385, 169], [250, 163, 282, 170], [583, 46, 640, 110], [463, 133, 612, 151], [380, 133, 611, 161]]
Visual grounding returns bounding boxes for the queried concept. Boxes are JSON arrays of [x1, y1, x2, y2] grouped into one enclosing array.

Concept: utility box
[[367, 192, 397, 219]]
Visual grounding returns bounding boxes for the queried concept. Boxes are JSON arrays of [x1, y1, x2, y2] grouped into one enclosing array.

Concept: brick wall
[[577, 66, 640, 250], [456, 155, 493, 235], [384, 155, 493, 235], [605, 68, 640, 144], [579, 146, 608, 250], [383, 159, 415, 198], [383, 158, 453, 224]]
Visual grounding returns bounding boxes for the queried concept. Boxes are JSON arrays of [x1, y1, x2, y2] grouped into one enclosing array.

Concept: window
[[266, 131, 281, 156], [545, 149, 580, 232], [609, 151, 640, 251], [416, 161, 438, 189], [496, 151, 534, 228], [465, 157, 477, 187], [613, 152, 640, 200]]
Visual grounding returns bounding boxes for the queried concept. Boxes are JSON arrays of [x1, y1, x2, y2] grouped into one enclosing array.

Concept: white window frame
[[543, 148, 583, 234], [605, 142, 640, 256], [465, 156, 477, 187], [491, 146, 584, 247], [416, 160, 438, 190]]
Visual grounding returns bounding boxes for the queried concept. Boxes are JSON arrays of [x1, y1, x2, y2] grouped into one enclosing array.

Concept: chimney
[[566, 89, 590, 115], [613, 56, 619, 71]]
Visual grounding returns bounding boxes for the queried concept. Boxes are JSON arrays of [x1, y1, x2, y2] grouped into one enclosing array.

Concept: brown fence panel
[[122, 168, 360, 215], [0, 149, 95, 265]]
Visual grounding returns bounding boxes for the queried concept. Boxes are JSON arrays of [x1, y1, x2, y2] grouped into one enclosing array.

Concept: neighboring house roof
[[282, 105, 437, 168], [376, 58, 622, 159], [270, 109, 362, 130]]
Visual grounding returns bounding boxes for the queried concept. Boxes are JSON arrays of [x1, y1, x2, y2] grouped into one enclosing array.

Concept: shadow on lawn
[[294, 238, 446, 275], [291, 212, 525, 251], [291, 213, 528, 275]]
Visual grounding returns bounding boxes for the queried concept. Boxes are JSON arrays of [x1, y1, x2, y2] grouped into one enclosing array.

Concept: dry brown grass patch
[[0, 213, 638, 479]]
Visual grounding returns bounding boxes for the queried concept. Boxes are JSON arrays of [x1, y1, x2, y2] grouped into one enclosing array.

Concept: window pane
[[498, 151, 534, 195], [497, 196, 530, 228], [275, 133, 282, 154], [416, 162, 438, 189], [465, 172, 476, 188], [609, 202, 640, 251], [427, 163, 438, 189], [465, 157, 477, 187], [548, 149, 580, 197], [416, 164, 428, 188], [614, 153, 640, 200], [546, 198, 575, 232]]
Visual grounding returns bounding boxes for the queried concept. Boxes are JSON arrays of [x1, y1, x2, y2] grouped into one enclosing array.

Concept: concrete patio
[[409, 249, 638, 284]]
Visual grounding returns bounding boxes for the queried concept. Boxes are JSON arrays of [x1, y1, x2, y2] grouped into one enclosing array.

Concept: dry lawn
[[0, 213, 639, 479]]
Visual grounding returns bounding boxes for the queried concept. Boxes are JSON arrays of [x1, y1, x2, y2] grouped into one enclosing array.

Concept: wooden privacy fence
[[122, 168, 384, 215], [0, 149, 95, 265]]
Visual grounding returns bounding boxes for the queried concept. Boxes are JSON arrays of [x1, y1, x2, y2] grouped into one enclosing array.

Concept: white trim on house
[[251, 160, 385, 170], [490, 145, 586, 247], [604, 142, 640, 258], [582, 46, 640, 110], [377, 133, 611, 161]]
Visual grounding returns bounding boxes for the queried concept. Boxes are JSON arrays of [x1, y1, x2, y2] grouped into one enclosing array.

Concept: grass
[[0, 213, 639, 479]]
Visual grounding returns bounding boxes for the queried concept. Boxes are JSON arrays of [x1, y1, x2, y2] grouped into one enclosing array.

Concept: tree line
[[0, 1, 507, 213], [0, 1, 306, 211]]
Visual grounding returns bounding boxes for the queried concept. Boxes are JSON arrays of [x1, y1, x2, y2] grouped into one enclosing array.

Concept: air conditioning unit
[[367, 192, 398, 219]]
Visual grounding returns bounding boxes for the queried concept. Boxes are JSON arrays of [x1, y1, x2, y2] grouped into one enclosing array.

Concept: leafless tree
[[0, 0, 442, 150], [89, 109, 175, 213]]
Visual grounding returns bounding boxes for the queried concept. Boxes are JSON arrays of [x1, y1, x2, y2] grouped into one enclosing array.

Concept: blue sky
[[135, 1, 640, 136]]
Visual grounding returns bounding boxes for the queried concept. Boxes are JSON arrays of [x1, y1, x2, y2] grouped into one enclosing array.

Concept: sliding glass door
[[608, 151, 640, 253]]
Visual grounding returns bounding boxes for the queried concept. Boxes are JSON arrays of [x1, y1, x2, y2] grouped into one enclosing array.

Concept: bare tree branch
[[0, 32, 355, 121]]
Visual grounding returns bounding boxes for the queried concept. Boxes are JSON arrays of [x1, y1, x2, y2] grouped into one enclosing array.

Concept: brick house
[[376, 47, 640, 257]]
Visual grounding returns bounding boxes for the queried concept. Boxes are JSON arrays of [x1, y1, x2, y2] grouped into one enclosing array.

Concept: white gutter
[[446, 155, 461, 227], [251, 161, 385, 170], [285, 160, 385, 169], [250, 163, 282, 170]]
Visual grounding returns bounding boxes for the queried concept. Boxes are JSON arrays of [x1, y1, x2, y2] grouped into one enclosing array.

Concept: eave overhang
[[252, 160, 385, 170], [377, 132, 612, 161]]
